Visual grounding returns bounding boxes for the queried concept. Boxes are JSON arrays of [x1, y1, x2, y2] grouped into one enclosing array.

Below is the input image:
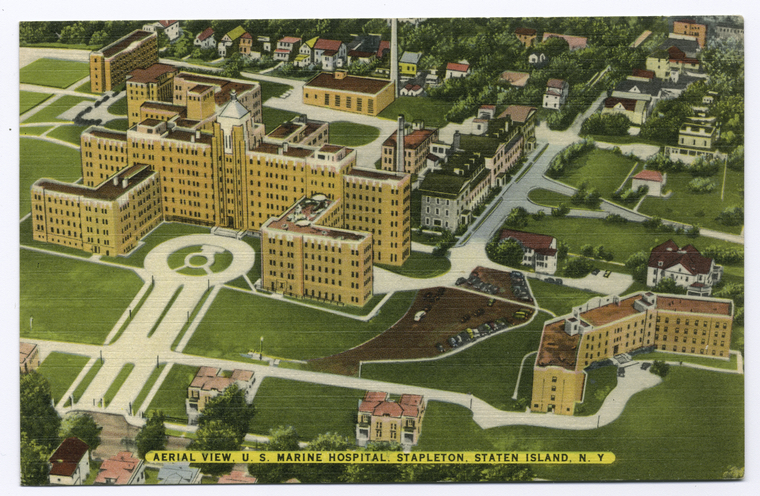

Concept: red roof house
[[49, 437, 90, 485]]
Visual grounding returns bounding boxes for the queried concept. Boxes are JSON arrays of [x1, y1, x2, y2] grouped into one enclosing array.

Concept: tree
[[221, 53, 244, 79], [20, 371, 61, 452], [198, 383, 255, 445], [650, 360, 669, 378], [342, 442, 404, 483], [557, 241, 569, 260], [301, 432, 352, 483], [563, 257, 594, 277], [21, 432, 50, 486], [59, 413, 102, 454], [494, 238, 526, 268], [653, 277, 687, 295], [135, 412, 167, 459], [505, 207, 529, 228], [188, 421, 239, 476], [248, 426, 301, 483]]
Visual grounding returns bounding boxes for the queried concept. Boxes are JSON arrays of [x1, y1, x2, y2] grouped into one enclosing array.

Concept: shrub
[[532, 210, 546, 221], [642, 216, 663, 230], [580, 112, 631, 136], [625, 251, 648, 269], [581, 244, 594, 257], [604, 213, 627, 224], [701, 245, 743, 265], [687, 177, 716, 193], [551, 203, 570, 217], [727, 146, 743, 171], [689, 156, 721, 177], [644, 153, 685, 173], [564, 257, 594, 277], [505, 207, 530, 229], [716, 206, 743, 226], [546, 139, 595, 178], [650, 360, 669, 378]]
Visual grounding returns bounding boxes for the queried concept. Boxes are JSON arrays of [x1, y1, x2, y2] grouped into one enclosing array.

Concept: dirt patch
[[308, 286, 532, 376]]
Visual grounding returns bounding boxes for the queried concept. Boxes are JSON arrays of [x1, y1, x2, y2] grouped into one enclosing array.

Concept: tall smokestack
[[397, 115, 405, 174], [391, 18, 399, 98]]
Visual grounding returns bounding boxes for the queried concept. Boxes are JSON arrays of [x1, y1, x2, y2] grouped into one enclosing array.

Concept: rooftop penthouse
[[265, 195, 367, 242]]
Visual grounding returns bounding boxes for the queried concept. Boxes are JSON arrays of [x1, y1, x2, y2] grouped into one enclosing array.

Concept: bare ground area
[[308, 286, 532, 376], [87, 412, 191, 463]]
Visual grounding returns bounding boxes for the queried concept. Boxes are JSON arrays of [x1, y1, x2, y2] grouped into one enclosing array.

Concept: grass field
[[527, 188, 601, 211], [36, 352, 91, 404], [284, 292, 386, 317], [20, 125, 53, 136], [226, 236, 262, 290], [20, 58, 90, 88], [362, 311, 551, 410], [184, 290, 416, 361], [103, 363, 135, 406], [19, 217, 91, 258], [168, 246, 203, 269], [131, 364, 167, 414], [20, 139, 81, 217], [20, 249, 144, 345], [110, 282, 153, 344], [411, 230, 445, 246], [242, 77, 292, 102], [328, 121, 381, 147], [172, 289, 213, 351], [103, 119, 130, 131], [378, 96, 455, 128], [634, 351, 738, 370], [575, 365, 617, 416], [101, 222, 211, 268], [415, 368, 743, 481], [376, 251, 451, 278], [72, 360, 103, 402], [263, 106, 300, 134], [23, 95, 92, 124], [638, 169, 743, 234], [562, 148, 640, 198], [587, 134, 669, 148], [20, 91, 53, 115], [146, 364, 199, 422], [47, 124, 88, 145], [74, 80, 96, 94], [108, 97, 128, 116], [251, 378, 365, 440], [529, 279, 602, 316]]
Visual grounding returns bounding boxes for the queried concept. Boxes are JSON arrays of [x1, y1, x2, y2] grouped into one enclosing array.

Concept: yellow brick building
[[531, 292, 734, 415], [356, 391, 425, 448], [90, 30, 158, 93], [261, 195, 373, 306], [125, 63, 177, 126], [185, 367, 255, 424], [381, 126, 439, 175], [31, 164, 161, 256], [303, 71, 395, 116]]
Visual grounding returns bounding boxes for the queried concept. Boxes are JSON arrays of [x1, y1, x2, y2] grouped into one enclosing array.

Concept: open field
[[360, 309, 550, 410], [378, 96, 455, 128], [101, 222, 211, 268], [529, 279, 603, 316], [328, 121, 380, 147], [103, 119, 130, 131], [377, 251, 451, 278], [20, 249, 144, 345], [184, 290, 417, 362], [20, 139, 82, 217], [251, 378, 365, 440], [562, 148, 640, 198], [20, 125, 54, 136], [47, 124, 89, 145], [20, 58, 89, 88], [20, 91, 53, 114], [36, 352, 91, 404], [146, 364, 198, 422], [528, 188, 602, 211], [23, 95, 92, 124]]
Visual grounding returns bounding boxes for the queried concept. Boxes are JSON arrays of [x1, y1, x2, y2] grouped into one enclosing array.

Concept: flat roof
[[100, 30, 153, 58], [128, 63, 175, 84], [305, 72, 392, 95], [266, 197, 367, 242], [34, 165, 157, 201], [536, 320, 580, 370], [252, 142, 313, 159], [347, 168, 406, 182], [657, 296, 731, 316], [86, 128, 128, 142], [580, 295, 641, 327]]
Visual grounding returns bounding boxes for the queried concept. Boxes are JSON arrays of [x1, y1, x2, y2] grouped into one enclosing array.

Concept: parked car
[[414, 310, 426, 322], [475, 308, 485, 316], [511, 271, 524, 279], [447, 337, 459, 348], [461, 314, 471, 323], [603, 271, 611, 278], [435, 343, 446, 353], [591, 268, 601, 276], [458, 331, 472, 344], [488, 298, 495, 307], [617, 367, 626, 377], [545, 277, 555, 284], [456, 277, 467, 286], [640, 362, 651, 370]]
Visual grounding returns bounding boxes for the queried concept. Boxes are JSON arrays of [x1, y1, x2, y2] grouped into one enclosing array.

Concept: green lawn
[[530, 279, 602, 316], [23, 95, 92, 123], [46, 124, 88, 145], [20, 58, 90, 88], [634, 351, 738, 370], [20, 138, 82, 217], [108, 96, 128, 116], [146, 364, 199, 422], [415, 368, 743, 481], [20, 249, 144, 345], [284, 292, 386, 317], [19, 217, 91, 257], [36, 352, 91, 404], [251, 378, 365, 440], [147, 287, 183, 337], [575, 365, 617, 416], [110, 282, 154, 345], [328, 121, 381, 147], [20, 91, 53, 114], [638, 169, 743, 234], [587, 133, 669, 148], [74, 80, 97, 95], [527, 188, 601, 211], [144, 467, 159, 484], [263, 106, 299, 134], [376, 251, 451, 278], [411, 230, 445, 246], [562, 148, 640, 198], [172, 288, 213, 350], [132, 364, 167, 414], [504, 217, 743, 275], [184, 290, 416, 361], [103, 119, 130, 131], [362, 311, 551, 410], [101, 222, 211, 268], [242, 77, 292, 102], [210, 251, 234, 272], [72, 360, 103, 403], [20, 125, 53, 136], [226, 236, 261, 291], [378, 96, 455, 128], [103, 363, 135, 406], [168, 246, 203, 269]]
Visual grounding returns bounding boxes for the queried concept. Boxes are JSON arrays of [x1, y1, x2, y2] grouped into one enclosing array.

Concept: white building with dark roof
[[647, 240, 722, 295], [499, 229, 558, 274]]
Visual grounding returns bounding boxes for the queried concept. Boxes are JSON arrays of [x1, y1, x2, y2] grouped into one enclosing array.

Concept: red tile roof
[[49, 438, 89, 477], [280, 36, 301, 44], [515, 27, 537, 36], [377, 40, 390, 58], [305, 72, 392, 95], [547, 78, 565, 89], [384, 129, 436, 150], [656, 296, 731, 316], [632, 68, 656, 79], [359, 392, 423, 418], [197, 28, 214, 41], [633, 170, 664, 182], [94, 452, 142, 485], [218, 471, 257, 484], [647, 240, 713, 275], [542, 33, 588, 50], [604, 97, 637, 112], [314, 38, 342, 51], [241, 32, 252, 39], [499, 229, 555, 255], [446, 62, 470, 73], [158, 21, 177, 28]]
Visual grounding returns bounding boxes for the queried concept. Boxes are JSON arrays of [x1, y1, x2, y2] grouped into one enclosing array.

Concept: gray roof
[[660, 38, 699, 57], [158, 463, 200, 484], [219, 91, 249, 120], [400, 51, 423, 64], [615, 78, 661, 96]]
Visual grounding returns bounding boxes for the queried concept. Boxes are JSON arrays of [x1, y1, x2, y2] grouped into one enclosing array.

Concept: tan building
[[261, 195, 373, 306], [32, 164, 161, 256], [90, 30, 158, 93], [356, 391, 425, 448], [266, 114, 329, 148], [186, 367, 255, 424], [673, 19, 707, 48], [531, 292, 734, 415], [20, 342, 39, 373], [381, 125, 439, 175], [125, 63, 177, 126], [303, 71, 395, 116], [514, 28, 537, 47]]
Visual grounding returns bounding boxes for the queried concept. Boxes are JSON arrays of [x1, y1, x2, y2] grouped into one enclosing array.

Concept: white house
[[499, 229, 558, 275], [543, 78, 568, 110], [158, 21, 180, 42], [445, 62, 471, 79], [632, 170, 666, 196], [528, 51, 547, 67], [647, 240, 723, 295], [194, 28, 215, 50], [314, 38, 347, 71], [49, 438, 90, 486]]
